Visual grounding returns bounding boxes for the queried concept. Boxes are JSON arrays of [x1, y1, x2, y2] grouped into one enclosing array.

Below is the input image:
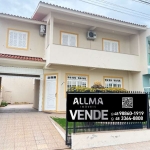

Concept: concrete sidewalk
[[87, 141, 150, 150]]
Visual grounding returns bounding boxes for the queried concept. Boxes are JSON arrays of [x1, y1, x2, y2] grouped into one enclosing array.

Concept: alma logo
[[73, 97, 103, 105]]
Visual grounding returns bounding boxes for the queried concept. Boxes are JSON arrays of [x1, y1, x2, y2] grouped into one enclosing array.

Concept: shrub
[[67, 81, 127, 93], [68, 86, 91, 92], [91, 81, 105, 89], [67, 86, 126, 93], [1, 101, 8, 106], [105, 87, 126, 92]]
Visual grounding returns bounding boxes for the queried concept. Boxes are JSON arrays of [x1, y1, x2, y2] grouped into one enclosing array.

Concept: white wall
[[0, 18, 45, 58], [49, 44, 140, 71], [72, 130, 150, 150], [2, 77, 34, 104], [131, 72, 144, 91], [43, 65, 135, 111], [53, 23, 138, 55], [43, 14, 50, 59], [129, 34, 139, 55]]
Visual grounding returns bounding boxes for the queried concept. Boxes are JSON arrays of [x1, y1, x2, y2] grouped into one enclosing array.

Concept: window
[[67, 75, 88, 90], [104, 77, 122, 88], [7, 29, 29, 50], [103, 39, 119, 52], [61, 32, 77, 47], [47, 76, 56, 80]]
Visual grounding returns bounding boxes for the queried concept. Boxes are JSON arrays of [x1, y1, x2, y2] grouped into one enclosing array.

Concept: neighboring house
[[142, 30, 150, 94], [0, 1, 149, 112]]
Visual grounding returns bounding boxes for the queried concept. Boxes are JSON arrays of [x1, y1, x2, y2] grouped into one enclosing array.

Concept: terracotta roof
[[0, 13, 45, 22], [0, 53, 46, 62], [39, 1, 147, 28]]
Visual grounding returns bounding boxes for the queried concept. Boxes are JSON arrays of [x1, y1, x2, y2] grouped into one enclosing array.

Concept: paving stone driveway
[[0, 105, 69, 150], [1, 105, 150, 150]]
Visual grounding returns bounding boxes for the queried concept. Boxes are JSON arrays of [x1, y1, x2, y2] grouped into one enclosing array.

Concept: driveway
[[1, 105, 150, 150], [0, 105, 69, 150]]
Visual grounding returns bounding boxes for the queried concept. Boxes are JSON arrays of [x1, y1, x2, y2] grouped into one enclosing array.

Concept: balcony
[[47, 44, 140, 71]]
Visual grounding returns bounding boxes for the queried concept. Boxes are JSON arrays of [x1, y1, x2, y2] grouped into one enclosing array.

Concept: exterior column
[[128, 71, 132, 91], [39, 74, 44, 111], [44, 21, 49, 60], [50, 15, 54, 45], [46, 14, 54, 66]]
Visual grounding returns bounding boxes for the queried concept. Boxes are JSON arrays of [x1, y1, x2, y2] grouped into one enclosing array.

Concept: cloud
[[23, 4, 35, 13], [0, 0, 150, 26]]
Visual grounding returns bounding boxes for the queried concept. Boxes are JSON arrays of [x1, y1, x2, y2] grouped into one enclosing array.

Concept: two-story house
[[0, 1, 148, 112]]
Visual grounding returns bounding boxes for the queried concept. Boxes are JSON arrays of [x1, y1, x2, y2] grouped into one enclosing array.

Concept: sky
[[0, 0, 150, 27]]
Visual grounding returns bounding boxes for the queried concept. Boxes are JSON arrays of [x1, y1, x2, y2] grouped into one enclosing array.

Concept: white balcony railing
[[47, 44, 141, 71]]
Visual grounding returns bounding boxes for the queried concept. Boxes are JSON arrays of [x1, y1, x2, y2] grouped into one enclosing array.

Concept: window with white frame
[[7, 29, 29, 49], [104, 78, 122, 88], [103, 39, 119, 52], [67, 75, 87, 90], [61, 32, 77, 47]]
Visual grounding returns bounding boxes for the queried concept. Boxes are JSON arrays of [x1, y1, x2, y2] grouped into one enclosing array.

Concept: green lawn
[[51, 117, 94, 134], [51, 117, 68, 129], [51, 117, 83, 130], [51, 117, 148, 134]]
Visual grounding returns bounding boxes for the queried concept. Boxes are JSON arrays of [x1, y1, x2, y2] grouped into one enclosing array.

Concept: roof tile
[[0, 2, 146, 28], [39, 1, 146, 27], [0, 12, 46, 23], [0, 53, 45, 62]]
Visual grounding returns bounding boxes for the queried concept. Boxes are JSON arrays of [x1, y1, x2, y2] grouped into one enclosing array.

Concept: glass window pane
[[105, 78, 122, 88], [67, 75, 87, 89]]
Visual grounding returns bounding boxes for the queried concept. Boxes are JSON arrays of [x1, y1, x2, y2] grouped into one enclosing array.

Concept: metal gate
[[66, 92, 150, 146]]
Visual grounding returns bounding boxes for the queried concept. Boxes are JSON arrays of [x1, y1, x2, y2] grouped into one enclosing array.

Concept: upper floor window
[[104, 77, 122, 88], [7, 29, 29, 50], [61, 31, 78, 47], [103, 39, 119, 52]]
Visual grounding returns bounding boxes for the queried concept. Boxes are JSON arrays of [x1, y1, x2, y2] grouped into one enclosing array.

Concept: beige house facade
[[0, 2, 149, 112]]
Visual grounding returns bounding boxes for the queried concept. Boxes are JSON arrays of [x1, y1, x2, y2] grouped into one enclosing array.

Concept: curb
[[49, 117, 66, 141]]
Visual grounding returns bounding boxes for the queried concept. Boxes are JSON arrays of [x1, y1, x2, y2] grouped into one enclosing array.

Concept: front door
[[45, 75, 57, 111]]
